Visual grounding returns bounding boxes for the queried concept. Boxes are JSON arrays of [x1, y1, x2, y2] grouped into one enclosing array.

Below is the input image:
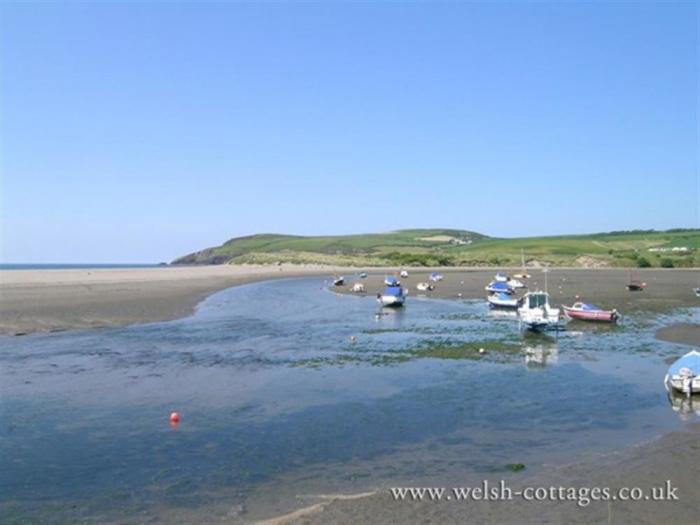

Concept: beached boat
[[384, 276, 400, 286], [332, 276, 345, 286], [562, 302, 619, 323], [508, 278, 526, 289], [350, 283, 365, 293], [665, 350, 700, 396], [626, 271, 646, 291], [377, 277, 406, 307], [416, 282, 434, 292], [429, 272, 443, 282], [485, 281, 514, 294], [518, 291, 561, 331], [399, 270, 409, 278], [494, 272, 509, 282], [359, 272, 368, 279], [487, 292, 520, 309], [694, 287, 700, 297]]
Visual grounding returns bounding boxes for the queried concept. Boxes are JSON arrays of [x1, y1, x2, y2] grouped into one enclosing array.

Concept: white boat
[[429, 272, 443, 282], [485, 281, 514, 294], [665, 350, 700, 395], [487, 292, 520, 309], [384, 276, 401, 286], [517, 291, 561, 331], [399, 270, 409, 278], [359, 272, 368, 279], [416, 282, 434, 292], [694, 287, 700, 297], [350, 283, 365, 293], [508, 278, 526, 289], [494, 272, 509, 282], [332, 276, 345, 286], [378, 277, 406, 307]]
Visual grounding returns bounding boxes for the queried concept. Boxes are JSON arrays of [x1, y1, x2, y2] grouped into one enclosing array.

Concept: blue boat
[[487, 292, 520, 308], [429, 272, 443, 282], [665, 350, 700, 395], [378, 280, 406, 306], [485, 281, 514, 294]]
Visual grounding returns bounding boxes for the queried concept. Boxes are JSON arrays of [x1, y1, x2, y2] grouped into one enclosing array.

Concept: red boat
[[563, 302, 619, 323]]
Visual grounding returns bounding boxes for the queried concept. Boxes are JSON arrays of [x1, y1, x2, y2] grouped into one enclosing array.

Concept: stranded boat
[[487, 292, 520, 309], [416, 282, 435, 292], [332, 276, 345, 286], [429, 272, 444, 282], [665, 350, 700, 396], [485, 281, 514, 294], [518, 291, 561, 331], [378, 277, 406, 307], [562, 302, 619, 323]]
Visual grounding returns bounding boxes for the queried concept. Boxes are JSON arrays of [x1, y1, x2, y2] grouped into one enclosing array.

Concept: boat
[[562, 302, 619, 323], [359, 272, 368, 279], [626, 271, 646, 291], [694, 287, 700, 297], [513, 249, 531, 279], [332, 276, 345, 286], [664, 350, 700, 396], [384, 276, 400, 286], [494, 272, 509, 282], [350, 282, 365, 293], [517, 291, 561, 331], [399, 270, 409, 278], [377, 277, 406, 307], [429, 272, 443, 282], [416, 282, 434, 292], [508, 278, 526, 289], [485, 281, 514, 294], [487, 292, 520, 309]]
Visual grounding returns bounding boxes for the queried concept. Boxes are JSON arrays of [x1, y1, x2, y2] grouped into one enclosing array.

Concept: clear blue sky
[[1, 1, 697, 263]]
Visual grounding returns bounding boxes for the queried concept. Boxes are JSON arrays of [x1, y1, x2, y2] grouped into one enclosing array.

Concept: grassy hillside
[[173, 229, 700, 268]]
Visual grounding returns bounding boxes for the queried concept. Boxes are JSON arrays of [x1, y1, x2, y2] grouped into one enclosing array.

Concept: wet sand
[[0, 264, 335, 335], [1, 267, 697, 336], [656, 323, 700, 347], [268, 425, 699, 525], [335, 268, 700, 314]]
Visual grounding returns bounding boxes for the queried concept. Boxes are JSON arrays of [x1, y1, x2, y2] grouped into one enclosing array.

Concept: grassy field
[[173, 228, 700, 268]]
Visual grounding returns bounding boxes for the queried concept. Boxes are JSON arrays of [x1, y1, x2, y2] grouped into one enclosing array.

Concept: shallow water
[[1, 278, 697, 523]]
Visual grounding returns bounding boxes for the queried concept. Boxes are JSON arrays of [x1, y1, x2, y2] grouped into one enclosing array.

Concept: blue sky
[[1, 1, 697, 262]]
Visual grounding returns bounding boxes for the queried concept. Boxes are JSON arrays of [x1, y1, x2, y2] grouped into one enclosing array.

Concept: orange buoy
[[170, 412, 180, 424]]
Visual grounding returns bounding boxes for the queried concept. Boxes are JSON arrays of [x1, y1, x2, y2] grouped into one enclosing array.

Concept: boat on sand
[[562, 302, 619, 323]]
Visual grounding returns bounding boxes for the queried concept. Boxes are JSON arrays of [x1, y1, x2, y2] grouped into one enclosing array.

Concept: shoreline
[[1, 266, 698, 336]]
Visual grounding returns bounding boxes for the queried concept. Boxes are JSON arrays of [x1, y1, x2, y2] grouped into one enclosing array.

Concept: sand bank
[[0, 264, 336, 335]]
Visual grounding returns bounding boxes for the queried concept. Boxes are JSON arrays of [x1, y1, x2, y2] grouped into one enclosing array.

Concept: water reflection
[[524, 342, 559, 367], [667, 391, 700, 420]]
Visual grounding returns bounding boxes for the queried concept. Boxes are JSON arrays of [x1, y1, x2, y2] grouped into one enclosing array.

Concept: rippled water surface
[[1, 278, 698, 522]]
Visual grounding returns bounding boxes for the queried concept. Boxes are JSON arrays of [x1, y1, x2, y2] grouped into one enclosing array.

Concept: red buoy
[[170, 412, 180, 424]]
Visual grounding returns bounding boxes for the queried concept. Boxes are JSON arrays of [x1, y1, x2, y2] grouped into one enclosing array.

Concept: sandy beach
[[0, 264, 335, 335]]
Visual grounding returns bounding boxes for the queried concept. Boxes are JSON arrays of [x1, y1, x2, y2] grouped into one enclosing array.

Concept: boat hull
[[487, 296, 519, 309], [378, 295, 405, 307], [563, 306, 618, 323]]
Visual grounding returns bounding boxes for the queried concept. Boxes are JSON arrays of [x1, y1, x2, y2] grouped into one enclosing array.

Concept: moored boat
[[694, 287, 700, 297], [485, 281, 514, 294], [429, 272, 443, 282], [416, 282, 434, 292], [494, 272, 509, 282], [332, 276, 345, 286], [665, 350, 700, 396], [378, 277, 406, 307], [487, 292, 520, 309], [562, 302, 619, 323], [518, 291, 561, 332]]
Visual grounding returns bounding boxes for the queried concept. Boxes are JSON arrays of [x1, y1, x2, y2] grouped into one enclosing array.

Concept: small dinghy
[[665, 350, 700, 396], [429, 272, 443, 282], [384, 276, 400, 286], [377, 277, 406, 307], [351, 283, 365, 293], [359, 272, 368, 279], [518, 291, 561, 332], [485, 281, 514, 294], [626, 271, 646, 291], [416, 282, 434, 292], [563, 302, 619, 323], [694, 287, 700, 297], [399, 270, 409, 278], [487, 292, 520, 309], [494, 272, 509, 283], [332, 276, 345, 286]]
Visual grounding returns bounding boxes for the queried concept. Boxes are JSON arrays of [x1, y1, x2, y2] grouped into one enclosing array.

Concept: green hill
[[172, 228, 700, 268]]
